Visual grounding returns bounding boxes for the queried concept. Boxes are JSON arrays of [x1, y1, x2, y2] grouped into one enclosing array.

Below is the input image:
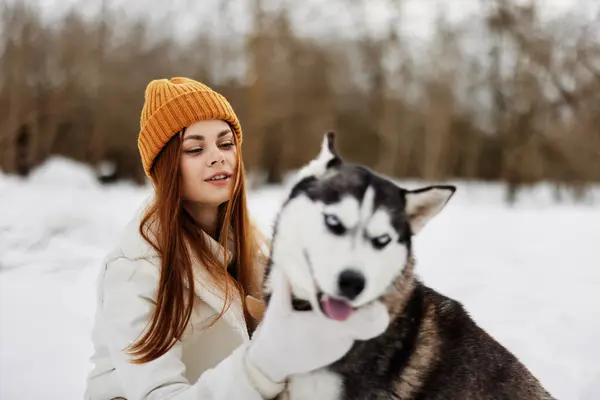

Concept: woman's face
[[180, 119, 238, 207]]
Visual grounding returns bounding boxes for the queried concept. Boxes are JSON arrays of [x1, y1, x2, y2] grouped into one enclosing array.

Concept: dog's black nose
[[338, 269, 365, 300]]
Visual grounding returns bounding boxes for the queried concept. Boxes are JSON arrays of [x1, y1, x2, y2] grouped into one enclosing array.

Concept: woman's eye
[[184, 141, 233, 154]]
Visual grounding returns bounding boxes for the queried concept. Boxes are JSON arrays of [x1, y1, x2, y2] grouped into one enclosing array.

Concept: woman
[[84, 77, 388, 400]]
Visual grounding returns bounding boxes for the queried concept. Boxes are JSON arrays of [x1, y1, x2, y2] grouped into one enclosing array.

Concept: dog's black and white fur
[[260, 132, 555, 400]]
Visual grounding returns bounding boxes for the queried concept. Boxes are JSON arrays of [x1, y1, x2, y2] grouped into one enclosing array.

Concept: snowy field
[[1, 157, 599, 399]]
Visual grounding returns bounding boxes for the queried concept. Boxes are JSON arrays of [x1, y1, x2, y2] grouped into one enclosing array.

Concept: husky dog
[[260, 132, 554, 400]]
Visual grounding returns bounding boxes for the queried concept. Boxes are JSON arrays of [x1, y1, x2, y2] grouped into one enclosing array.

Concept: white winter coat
[[84, 200, 279, 400]]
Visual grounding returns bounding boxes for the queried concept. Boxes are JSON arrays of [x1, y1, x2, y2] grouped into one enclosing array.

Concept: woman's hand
[[245, 268, 390, 384]]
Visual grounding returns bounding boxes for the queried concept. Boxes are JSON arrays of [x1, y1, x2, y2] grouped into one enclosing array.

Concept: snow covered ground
[[1, 157, 599, 399]]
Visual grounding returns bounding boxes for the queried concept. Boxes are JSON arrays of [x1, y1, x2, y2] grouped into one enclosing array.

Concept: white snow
[[1, 157, 599, 399]]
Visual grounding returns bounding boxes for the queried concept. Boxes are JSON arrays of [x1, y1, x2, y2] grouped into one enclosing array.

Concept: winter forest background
[[1, 0, 599, 399], [3, 0, 600, 201]]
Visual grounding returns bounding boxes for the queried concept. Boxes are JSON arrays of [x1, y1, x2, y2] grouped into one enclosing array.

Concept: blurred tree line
[[1, 0, 599, 202]]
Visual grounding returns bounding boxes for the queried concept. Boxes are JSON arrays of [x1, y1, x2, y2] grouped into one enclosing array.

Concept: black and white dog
[[261, 132, 555, 400]]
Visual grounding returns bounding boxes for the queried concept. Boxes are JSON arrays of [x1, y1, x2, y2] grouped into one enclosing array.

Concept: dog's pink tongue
[[322, 295, 353, 321]]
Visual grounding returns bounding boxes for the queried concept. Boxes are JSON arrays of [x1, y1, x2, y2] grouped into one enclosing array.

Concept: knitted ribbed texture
[[138, 77, 242, 179]]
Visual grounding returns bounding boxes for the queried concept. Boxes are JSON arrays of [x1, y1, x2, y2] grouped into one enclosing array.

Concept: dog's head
[[263, 132, 455, 321]]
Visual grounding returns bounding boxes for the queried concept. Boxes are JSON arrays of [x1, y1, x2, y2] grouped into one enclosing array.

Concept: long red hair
[[127, 129, 266, 363]]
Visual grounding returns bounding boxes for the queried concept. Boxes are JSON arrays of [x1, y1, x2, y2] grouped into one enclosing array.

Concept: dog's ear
[[405, 185, 455, 235], [293, 132, 342, 183]]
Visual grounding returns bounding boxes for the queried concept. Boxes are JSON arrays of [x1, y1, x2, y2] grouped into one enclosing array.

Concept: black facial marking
[[286, 175, 317, 203], [326, 165, 412, 244]]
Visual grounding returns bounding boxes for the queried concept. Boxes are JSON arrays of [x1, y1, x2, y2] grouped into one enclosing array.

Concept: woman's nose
[[207, 148, 225, 166]]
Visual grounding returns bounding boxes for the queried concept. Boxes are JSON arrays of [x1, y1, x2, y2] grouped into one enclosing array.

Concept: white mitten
[[245, 268, 390, 385]]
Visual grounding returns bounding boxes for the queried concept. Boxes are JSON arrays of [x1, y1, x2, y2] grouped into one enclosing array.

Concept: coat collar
[[118, 197, 249, 341]]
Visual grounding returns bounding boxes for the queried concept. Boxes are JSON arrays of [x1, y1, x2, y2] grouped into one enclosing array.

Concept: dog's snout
[[338, 269, 365, 300]]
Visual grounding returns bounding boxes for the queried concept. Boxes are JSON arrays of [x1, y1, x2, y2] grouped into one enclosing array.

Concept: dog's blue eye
[[323, 213, 345, 235], [372, 234, 391, 249]]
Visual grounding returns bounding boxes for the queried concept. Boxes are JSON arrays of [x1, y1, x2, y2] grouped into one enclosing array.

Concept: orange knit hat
[[138, 77, 242, 178]]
